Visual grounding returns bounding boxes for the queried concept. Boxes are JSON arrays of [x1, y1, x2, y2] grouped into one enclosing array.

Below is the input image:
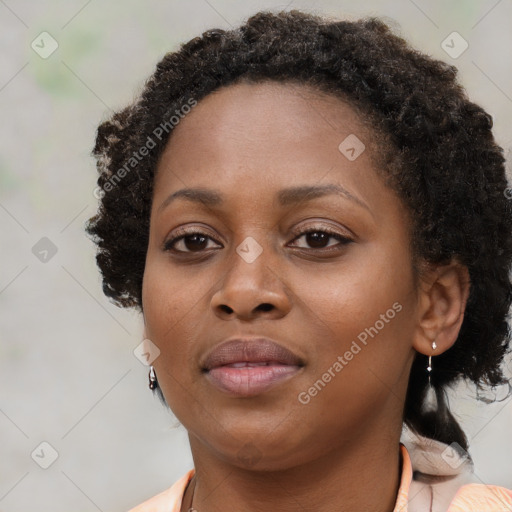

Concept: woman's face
[[142, 81, 420, 470]]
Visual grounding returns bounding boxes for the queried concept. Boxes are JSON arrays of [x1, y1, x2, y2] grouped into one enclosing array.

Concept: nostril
[[216, 303, 274, 316]]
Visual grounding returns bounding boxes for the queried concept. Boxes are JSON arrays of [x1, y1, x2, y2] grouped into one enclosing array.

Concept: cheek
[[143, 251, 209, 314], [293, 270, 413, 434], [141, 262, 208, 414], [291, 246, 416, 384], [141, 259, 206, 364], [293, 253, 410, 337]]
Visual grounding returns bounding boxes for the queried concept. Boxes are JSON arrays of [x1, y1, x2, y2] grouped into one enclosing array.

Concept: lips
[[201, 337, 304, 397], [202, 337, 304, 370]]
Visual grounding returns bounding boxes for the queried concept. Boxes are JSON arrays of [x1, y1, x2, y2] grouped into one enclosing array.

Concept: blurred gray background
[[1, 1, 511, 511]]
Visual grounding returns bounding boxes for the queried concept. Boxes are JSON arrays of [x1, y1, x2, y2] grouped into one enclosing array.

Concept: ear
[[412, 259, 471, 357]]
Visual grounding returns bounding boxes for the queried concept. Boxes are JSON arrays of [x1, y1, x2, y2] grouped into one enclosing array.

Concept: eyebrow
[[157, 184, 372, 215]]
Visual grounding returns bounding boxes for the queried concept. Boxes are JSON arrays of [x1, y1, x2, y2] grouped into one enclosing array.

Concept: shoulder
[[127, 469, 195, 512], [401, 427, 512, 512], [409, 477, 512, 512], [448, 483, 512, 511]]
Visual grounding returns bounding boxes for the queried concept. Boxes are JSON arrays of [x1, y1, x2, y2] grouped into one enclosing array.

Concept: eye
[[163, 229, 222, 254], [288, 227, 353, 251], [163, 225, 353, 255]]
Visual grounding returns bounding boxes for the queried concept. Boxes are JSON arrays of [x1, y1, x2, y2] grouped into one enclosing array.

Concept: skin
[[141, 81, 470, 512]]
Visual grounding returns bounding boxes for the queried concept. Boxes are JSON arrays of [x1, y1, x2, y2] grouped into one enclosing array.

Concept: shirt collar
[[393, 442, 414, 512]]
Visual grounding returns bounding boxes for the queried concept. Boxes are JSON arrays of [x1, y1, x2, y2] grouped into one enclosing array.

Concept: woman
[[85, 10, 512, 512]]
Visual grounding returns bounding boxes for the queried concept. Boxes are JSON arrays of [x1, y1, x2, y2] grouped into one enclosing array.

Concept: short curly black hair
[[85, 9, 512, 452]]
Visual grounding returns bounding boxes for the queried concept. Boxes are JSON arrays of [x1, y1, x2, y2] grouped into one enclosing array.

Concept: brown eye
[[304, 231, 331, 248], [164, 231, 221, 253], [179, 234, 208, 252], [289, 228, 353, 251]]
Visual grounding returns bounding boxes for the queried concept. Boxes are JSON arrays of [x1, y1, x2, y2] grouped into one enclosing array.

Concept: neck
[[184, 426, 404, 512]]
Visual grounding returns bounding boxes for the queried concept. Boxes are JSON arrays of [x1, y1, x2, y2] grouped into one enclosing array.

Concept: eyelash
[[163, 226, 353, 255]]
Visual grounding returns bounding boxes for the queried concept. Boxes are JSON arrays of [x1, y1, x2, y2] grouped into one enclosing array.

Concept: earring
[[149, 366, 157, 390], [421, 340, 438, 414], [426, 340, 437, 384]]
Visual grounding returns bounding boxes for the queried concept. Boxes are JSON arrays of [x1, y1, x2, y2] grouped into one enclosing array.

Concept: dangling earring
[[421, 340, 438, 414], [426, 340, 437, 385], [149, 366, 157, 390]]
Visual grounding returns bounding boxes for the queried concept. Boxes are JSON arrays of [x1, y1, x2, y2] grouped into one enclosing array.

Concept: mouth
[[201, 338, 305, 397]]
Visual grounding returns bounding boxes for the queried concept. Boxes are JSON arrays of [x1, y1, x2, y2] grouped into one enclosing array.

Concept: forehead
[[154, 81, 377, 191], [176, 80, 364, 131]]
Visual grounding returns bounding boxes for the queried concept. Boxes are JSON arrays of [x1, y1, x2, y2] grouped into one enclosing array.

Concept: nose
[[210, 239, 292, 321]]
